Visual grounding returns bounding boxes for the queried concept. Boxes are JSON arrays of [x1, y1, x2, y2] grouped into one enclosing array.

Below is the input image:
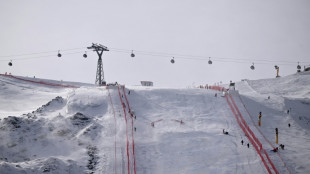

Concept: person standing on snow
[[223, 129, 228, 135], [258, 112, 262, 127]]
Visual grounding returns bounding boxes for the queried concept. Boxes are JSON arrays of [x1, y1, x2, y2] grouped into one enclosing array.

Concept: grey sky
[[1, 0, 309, 87]]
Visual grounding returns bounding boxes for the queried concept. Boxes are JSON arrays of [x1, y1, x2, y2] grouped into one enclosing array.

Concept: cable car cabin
[[131, 50, 135, 57], [297, 65, 301, 70], [297, 64, 301, 72], [208, 57, 212, 64], [141, 81, 153, 87], [229, 82, 235, 90], [250, 63, 255, 70]]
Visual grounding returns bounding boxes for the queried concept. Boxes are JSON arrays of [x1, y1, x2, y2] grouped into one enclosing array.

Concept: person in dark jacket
[[223, 129, 228, 135]]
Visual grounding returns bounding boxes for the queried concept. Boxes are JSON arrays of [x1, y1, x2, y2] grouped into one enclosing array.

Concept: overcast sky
[[1, 0, 309, 87]]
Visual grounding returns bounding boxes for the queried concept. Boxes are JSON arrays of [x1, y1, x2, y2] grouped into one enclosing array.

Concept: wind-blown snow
[[0, 72, 309, 173]]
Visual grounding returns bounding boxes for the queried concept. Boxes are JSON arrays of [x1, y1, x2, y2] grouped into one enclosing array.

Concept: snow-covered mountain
[[0, 72, 309, 174]]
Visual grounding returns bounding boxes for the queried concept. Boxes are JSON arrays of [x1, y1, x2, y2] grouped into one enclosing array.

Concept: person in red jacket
[[272, 147, 278, 152]]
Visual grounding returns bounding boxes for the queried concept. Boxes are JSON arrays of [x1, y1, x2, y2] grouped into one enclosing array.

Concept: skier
[[128, 90, 131, 95], [241, 140, 244, 145], [247, 143, 250, 148], [223, 129, 228, 135], [279, 144, 285, 150], [272, 147, 278, 152], [215, 93, 217, 97], [288, 123, 291, 127]]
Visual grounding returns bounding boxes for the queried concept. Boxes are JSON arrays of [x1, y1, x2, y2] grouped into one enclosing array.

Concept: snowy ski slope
[[0, 72, 309, 174]]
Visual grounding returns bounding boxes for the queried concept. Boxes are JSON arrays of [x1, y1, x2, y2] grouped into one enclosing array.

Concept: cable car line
[[0, 47, 86, 58], [1, 46, 310, 68], [109, 47, 310, 64], [0, 51, 85, 62]]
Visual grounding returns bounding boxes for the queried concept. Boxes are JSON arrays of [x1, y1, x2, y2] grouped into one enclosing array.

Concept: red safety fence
[[117, 86, 131, 174], [151, 119, 163, 127], [0, 74, 79, 88], [151, 119, 185, 127], [226, 94, 279, 174], [171, 119, 184, 124], [122, 86, 136, 174], [237, 94, 291, 174], [208, 85, 226, 91]]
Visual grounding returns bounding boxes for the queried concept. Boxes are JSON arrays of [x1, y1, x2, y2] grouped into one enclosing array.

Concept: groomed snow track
[[107, 85, 136, 174]]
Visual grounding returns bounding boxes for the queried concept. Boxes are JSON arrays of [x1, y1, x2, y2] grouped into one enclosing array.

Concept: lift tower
[[87, 43, 109, 86]]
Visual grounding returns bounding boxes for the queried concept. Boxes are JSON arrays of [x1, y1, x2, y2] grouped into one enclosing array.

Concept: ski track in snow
[[0, 72, 309, 173]]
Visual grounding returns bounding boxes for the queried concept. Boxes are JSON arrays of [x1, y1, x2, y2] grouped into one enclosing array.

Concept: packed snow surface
[[0, 72, 309, 174]]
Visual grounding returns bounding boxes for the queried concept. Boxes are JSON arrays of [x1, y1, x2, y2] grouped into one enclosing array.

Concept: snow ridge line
[[121, 86, 136, 174], [237, 94, 292, 174], [117, 86, 131, 174], [0, 74, 79, 88], [226, 94, 278, 174], [106, 86, 117, 174]]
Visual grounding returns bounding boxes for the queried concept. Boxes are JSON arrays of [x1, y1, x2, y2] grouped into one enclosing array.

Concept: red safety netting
[[122, 86, 136, 174], [237, 94, 291, 174], [226, 94, 279, 174], [208, 85, 226, 91], [0, 74, 78, 88], [117, 86, 131, 174]]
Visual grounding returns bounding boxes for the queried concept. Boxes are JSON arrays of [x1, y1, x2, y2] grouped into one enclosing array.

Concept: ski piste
[[0, 72, 310, 173]]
